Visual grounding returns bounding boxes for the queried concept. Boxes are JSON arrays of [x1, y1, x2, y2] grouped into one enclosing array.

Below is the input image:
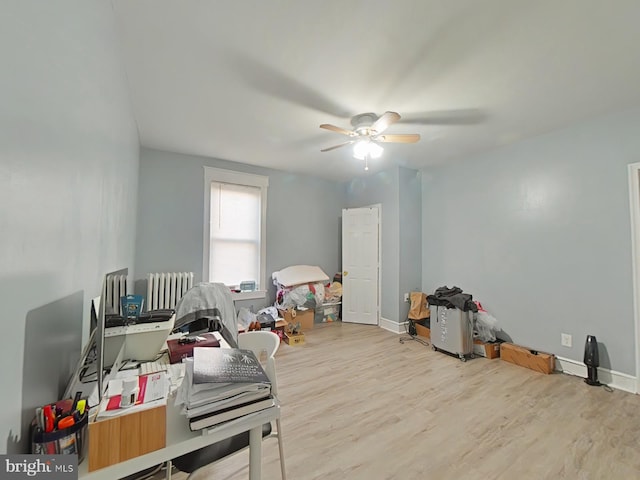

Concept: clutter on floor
[[270, 265, 343, 345], [403, 286, 556, 374], [272, 265, 329, 311], [407, 286, 503, 361], [230, 265, 342, 345]]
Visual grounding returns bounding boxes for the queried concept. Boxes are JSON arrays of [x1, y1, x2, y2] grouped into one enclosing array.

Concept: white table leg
[[249, 425, 262, 480]]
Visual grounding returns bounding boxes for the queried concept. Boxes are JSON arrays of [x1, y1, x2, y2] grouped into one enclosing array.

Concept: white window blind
[[209, 182, 261, 287], [203, 167, 268, 293]]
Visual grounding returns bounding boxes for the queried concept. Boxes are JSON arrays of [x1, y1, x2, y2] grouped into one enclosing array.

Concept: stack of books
[[176, 347, 273, 431]]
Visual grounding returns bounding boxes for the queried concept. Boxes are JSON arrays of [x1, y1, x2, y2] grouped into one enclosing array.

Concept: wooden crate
[[415, 324, 430, 339], [473, 339, 501, 359], [88, 404, 166, 471], [284, 331, 305, 346], [500, 343, 555, 374]]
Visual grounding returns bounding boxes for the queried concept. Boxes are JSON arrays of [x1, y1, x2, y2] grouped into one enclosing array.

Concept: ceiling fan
[[319, 111, 420, 157]]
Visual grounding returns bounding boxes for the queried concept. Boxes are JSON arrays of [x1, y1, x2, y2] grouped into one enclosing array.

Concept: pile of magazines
[[175, 347, 273, 431]]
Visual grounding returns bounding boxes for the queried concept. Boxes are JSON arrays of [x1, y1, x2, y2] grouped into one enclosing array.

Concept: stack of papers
[[175, 347, 272, 431], [96, 372, 169, 420]]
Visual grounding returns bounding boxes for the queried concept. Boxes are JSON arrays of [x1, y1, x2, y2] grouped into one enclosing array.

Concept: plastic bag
[[325, 282, 343, 302], [408, 292, 430, 320], [237, 307, 256, 330], [275, 282, 325, 310], [475, 310, 500, 342], [258, 306, 279, 319]]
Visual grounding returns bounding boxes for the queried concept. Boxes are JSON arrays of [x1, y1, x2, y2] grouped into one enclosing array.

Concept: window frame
[[203, 166, 268, 300]]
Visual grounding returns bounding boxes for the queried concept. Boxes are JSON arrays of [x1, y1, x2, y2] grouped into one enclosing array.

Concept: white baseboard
[[379, 317, 407, 334], [555, 356, 637, 394]]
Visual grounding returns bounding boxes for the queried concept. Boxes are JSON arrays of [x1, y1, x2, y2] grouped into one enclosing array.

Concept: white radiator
[[105, 273, 127, 315], [147, 272, 194, 310]]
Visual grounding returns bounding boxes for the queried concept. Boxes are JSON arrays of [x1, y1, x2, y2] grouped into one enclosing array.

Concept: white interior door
[[342, 207, 380, 325]]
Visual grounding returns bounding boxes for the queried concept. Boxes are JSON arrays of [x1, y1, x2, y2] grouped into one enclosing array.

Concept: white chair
[[238, 331, 286, 480], [170, 330, 286, 480]]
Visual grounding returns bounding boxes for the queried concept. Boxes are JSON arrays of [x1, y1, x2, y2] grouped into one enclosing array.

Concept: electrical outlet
[[404, 293, 409, 303], [561, 333, 572, 348]]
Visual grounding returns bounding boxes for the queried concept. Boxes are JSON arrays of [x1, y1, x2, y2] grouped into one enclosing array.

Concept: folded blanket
[[174, 283, 238, 342]]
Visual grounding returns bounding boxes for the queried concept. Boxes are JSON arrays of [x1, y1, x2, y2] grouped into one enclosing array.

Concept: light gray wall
[[422, 107, 640, 375], [136, 148, 346, 311], [398, 167, 422, 321], [0, 1, 139, 453], [346, 168, 401, 322]]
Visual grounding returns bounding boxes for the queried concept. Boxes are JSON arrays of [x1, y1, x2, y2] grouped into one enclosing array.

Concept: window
[[203, 167, 268, 299]]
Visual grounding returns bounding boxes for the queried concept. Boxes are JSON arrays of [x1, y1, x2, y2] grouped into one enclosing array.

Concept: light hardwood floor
[[157, 322, 640, 480]]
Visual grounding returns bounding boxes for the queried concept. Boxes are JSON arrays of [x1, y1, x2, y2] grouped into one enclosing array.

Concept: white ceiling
[[112, 0, 640, 181]]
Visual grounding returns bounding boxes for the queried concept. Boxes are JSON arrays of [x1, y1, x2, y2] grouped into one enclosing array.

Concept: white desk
[[78, 398, 279, 480], [78, 330, 275, 480]]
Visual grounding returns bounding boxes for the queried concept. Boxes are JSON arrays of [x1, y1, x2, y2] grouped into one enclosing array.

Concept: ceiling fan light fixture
[[369, 142, 383, 159], [353, 140, 383, 160], [320, 111, 418, 163]]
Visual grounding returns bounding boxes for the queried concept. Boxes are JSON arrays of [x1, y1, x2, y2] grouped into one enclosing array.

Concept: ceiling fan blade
[[225, 50, 352, 118], [320, 124, 354, 136], [376, 134, 421, 143], [370, 111, 401, 134], [321, 141, 354, 152]]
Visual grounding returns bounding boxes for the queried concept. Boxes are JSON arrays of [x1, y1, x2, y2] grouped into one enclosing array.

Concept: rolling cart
[[430, 305, 474, 361]]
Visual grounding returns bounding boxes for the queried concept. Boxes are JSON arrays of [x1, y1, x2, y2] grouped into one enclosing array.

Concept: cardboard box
[[473, 339, 501, 359], [500, 343, 555, 374], [415, 324, 430, 339], [272, 319, 287, 342], [88, 404, 166, 471], [284, 331, 305, 346], [278, 308, 314, 331]]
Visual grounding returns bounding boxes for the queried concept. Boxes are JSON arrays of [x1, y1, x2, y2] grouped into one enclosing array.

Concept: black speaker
[[583, 335, 600, 386]]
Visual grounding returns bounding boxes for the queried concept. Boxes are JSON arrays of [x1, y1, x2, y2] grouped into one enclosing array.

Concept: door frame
[[627, 162, 640, 394], [342, 204, 382, 325], [372, 203, 382, 326]]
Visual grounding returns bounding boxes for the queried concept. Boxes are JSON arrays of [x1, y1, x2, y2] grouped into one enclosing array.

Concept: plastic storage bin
[[314, 302, 342, 323]]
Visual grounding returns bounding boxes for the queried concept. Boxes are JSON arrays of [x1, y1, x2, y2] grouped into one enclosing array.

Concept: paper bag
[[408, 292, 430, 320]]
